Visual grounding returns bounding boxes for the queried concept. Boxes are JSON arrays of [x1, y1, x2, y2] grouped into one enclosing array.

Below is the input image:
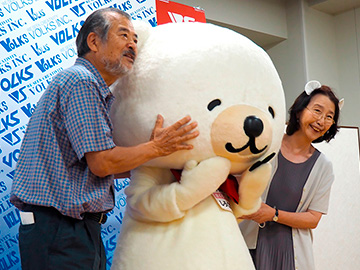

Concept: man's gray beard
[[102, 56, 131, 77]]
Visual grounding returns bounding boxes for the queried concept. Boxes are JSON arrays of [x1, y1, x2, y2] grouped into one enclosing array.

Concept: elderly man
[[11, 8, 198, 270]]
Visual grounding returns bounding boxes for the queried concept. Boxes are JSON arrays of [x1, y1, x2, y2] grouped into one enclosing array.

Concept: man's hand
[[150, 115, 199, 156], [85, 115, 199, 177]]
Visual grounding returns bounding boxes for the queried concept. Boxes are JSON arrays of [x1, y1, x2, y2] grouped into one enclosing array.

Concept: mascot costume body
[[110, 22, 286, 270]]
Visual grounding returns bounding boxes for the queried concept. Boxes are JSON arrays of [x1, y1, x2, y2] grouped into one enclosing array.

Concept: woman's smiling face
[[298, 94, 336, 142]]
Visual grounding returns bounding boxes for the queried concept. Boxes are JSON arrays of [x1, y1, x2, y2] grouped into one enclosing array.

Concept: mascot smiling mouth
[[225, 139, 275, 172], [225, 137, 267, 154]]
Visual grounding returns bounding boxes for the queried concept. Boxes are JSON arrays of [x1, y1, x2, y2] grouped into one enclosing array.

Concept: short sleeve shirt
[[10, 58, 116, 219]]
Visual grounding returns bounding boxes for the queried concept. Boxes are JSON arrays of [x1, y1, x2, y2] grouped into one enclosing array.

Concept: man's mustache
[[123, 49, 136, 60]]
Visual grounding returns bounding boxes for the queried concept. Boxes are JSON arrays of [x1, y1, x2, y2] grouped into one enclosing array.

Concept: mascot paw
[[176, 157, 231, 211], [181, 156, 231, 186], [237, 163, 272, 212], [184, 160, 198, 171]]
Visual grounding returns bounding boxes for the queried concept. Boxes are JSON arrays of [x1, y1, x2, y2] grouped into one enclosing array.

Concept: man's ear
[[87, 32, 100, 53]]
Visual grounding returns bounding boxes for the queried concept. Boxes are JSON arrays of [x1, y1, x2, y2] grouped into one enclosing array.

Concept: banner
[[156, 0, 206, 25], [0, 0, 205, 269]]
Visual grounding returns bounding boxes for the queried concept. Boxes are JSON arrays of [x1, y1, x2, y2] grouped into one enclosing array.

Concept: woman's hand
[[240, 202, 275, 224]]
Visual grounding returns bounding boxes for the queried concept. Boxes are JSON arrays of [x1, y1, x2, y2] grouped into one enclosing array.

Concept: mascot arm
[[125, 157, 231, 222], [230, 163, 272, 220], [125, 166, 186, 222], [175, 156, 231, 211]]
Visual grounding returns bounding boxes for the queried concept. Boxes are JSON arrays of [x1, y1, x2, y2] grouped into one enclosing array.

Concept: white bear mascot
[[110, 22, 286, 270]]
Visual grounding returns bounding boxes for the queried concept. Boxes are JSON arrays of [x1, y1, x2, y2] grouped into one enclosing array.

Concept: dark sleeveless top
[[250, 149, 320, 270]]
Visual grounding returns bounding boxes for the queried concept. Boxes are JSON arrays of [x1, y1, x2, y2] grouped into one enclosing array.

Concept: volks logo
[[3, 0, 33, 13], [114, 178, 130, 192], [111, 1, 132, 12], [1, 128, 22, 146], [3, 208, 21, 229], [8, 86, 27, 104], [2, 149, 20, 169], [0, 111, 20, 135], [21, 102, 36, 118], [46, 0, 73, 11], [0, 65, 34, 92], [70, 2, 86, 17], [168, 12, 195, 23], [27, 15, 70, 40], [71, 1, 133, 17], [31, 42, 50, 57], [35, 54, 62, 73], [0, 34, 29, 53], [50, 22, 82, 46], [26, 8, 46, 22], [104, 234, 117, 267]]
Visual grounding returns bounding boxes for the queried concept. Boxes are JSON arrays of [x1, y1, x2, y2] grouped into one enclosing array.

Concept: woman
[[239, 81, 343, 270]]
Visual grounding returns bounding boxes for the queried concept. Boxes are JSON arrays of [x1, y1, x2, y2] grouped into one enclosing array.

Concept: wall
[[175, 0, 287, 39], [334, 8, 360, 127], [267, 0, 308, 113], [267, 0, 360, 127], [304, 3, 339, 91], [313, 127, 360, 269]]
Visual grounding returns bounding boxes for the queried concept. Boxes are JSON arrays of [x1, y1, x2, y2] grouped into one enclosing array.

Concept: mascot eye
[[268, 106, 275, 118], [208, 99, 221, 111]]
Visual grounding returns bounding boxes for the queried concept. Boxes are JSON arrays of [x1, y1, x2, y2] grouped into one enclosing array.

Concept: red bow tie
[[170, 169, 239, 204]]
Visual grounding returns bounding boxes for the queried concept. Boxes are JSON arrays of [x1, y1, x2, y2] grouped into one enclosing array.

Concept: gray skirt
[[251, 150, 320, 270]]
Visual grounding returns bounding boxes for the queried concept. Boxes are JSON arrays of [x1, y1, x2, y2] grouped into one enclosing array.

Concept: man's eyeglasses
[[305, 107, 335, 125]]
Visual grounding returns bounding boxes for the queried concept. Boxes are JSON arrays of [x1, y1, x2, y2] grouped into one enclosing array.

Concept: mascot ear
[[338, 98, 344, 110], [132, 20, 152, 50]]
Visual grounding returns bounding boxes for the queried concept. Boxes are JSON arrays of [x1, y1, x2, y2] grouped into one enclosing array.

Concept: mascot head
[[111, 22, 286, 174]]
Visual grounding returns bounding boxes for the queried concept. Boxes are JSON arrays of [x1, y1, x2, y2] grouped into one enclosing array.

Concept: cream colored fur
[[110, 22, 285, 270]]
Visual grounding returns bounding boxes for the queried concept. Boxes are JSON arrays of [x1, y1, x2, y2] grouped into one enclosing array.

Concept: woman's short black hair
[[76, 8, 131, 57], [286, 85, 340, 143]]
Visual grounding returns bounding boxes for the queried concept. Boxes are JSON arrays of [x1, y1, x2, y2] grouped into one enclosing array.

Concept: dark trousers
[[18, 205, 106, 270]]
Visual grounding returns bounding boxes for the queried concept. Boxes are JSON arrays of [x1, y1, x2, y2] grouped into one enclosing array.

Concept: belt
[[84, 212, 107, 224]]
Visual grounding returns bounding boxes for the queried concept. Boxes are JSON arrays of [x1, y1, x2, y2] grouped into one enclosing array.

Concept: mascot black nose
[[243, 116, 263, 138]]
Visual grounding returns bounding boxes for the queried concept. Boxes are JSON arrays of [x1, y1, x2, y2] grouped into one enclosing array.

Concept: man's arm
[[85, 115, 199, 177]]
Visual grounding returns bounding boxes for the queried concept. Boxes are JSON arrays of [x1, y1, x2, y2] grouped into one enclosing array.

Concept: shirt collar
[[75, 57, 110, 100]]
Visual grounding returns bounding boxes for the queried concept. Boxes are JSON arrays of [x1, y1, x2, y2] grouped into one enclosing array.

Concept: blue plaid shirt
[[10, 58, 116, 219]]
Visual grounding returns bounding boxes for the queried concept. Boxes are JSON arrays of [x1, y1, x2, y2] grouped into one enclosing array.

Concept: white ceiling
[[307, 0, 360, 15]]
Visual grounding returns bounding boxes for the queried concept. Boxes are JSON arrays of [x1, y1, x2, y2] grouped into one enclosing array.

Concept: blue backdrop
[[0, 0, 156, 269]]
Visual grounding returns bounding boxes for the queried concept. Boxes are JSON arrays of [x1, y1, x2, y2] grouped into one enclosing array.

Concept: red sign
[[156, 0, 206, 25]]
